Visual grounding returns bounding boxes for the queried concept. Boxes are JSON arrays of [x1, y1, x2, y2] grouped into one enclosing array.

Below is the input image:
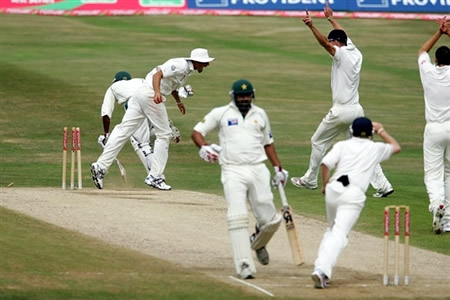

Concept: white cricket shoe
[[311, 270, 329, 289], [432, 204, 445, 234], [443, 222, 450, 233], [239, 262, 254, 279], [373, 189, 394, 198], [145, 174, 171, 191], [90, 162, 105, 189], [291, 177, 318, 190]]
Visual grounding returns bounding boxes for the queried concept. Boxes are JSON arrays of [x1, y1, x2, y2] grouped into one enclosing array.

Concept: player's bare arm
[[320, 163, 331, 195], [372, 121, 401, 154], [152, 70, 164, 104], [324, 2, 345, 32], [418, 16, 449, 56], [171, 90, 186, 115], [264, 143, 282, 168], [191, 130, 207, 148], [302, 9, 336, 56], [102, 115, 111, 135]]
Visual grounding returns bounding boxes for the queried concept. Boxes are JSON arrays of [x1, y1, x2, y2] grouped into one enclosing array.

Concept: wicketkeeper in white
[[97, 71, 189, 177], [311, 117, 401, 289], [417, 16, 450, 234], [192, 79, 288, 279], [91, 48, 214, 190], [291, 3, 394, 198]]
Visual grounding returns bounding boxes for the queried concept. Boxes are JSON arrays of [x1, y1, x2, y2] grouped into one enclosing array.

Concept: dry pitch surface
[[1, 187, 449, 299]]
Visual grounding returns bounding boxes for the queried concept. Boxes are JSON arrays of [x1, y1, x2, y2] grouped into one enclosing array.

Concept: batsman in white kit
[[91, 48, 214, 190], [311, 117, 401, 288], [291, 3, 394, 197], [96, 71, 189, 179], [192, 79, 289, 279]]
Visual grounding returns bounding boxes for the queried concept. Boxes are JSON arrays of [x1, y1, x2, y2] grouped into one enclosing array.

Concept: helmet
[[112, 71, 132, 83], [230, 79, 255, 115], [352, 117, 373, 138], [230, 79, 255, 100]]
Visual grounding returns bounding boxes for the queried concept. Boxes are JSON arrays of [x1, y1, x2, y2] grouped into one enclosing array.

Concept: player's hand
[[199, 144, 221, 163], [372, 121, 384, 134], [272, 166, 289, 189], [154, 92, 163, 104], [302, 9, 312, 27], [324, 2, 333, 18], [169, 120, 181, 143], [437, 16, 450, 36], [97, 133, 109, 148]]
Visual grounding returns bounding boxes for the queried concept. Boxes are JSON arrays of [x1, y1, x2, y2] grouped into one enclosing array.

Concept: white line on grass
[[228, 276, 274, 297]]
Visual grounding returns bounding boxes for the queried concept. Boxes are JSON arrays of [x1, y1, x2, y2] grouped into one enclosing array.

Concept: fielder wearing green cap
[[97, 71, 185, 184], [91, 49, 214, 191], [291, 2, 394, 200], [192, 79, 288, 280]]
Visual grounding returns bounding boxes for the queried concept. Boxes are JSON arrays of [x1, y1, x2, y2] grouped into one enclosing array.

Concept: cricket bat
[[278, 183, 305, 266], [115, 158, 127, 183]]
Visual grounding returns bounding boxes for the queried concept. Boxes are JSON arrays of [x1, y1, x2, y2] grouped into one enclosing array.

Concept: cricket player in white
[[97, 71, 187, 175], [91, 48, 214, 190], [311, 117, 401, 288], [417, 16, 450, 234], [192, 79, 288, 279], [291, 3, 393, 197]]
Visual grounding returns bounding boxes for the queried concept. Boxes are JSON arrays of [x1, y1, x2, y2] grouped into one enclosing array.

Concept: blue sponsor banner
[[188, 0, 450, 13]]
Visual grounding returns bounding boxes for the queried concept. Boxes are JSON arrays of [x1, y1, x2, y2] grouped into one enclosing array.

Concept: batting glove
[[178, 85, 194, 99], [199, 144, 221, 163], [272, 166, 289, 189], [97, 133, 110, 148], [169, 120, 181, 143]]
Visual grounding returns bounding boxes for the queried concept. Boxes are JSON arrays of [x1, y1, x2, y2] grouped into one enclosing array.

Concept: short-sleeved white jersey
[[193, 102, 274, 165], [322, 137, 394, 192], [330, 37, 362, 106], [418, 52, 450, 123], [145, 58, 194, 95], [101, 78, 145, 118]]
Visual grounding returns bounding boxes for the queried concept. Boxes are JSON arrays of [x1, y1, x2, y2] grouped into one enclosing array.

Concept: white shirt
[[193, 102, 274, 165], [101, 78, 146, 118], [145, 58, 194, 96], [322, 137, 393, 192], [331, 38, 362, 106], [418, 52, 450, 123]]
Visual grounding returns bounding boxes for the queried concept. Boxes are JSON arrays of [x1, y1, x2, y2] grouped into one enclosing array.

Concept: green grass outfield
[[1, 14, 449, 299]]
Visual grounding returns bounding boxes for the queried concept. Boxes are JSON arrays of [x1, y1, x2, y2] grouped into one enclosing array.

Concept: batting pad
[[228, 215, 256, 275], [250, 213, 282, 250], [130, 136, 153, 172]]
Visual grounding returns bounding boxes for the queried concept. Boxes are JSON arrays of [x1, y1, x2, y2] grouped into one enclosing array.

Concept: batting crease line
[[228, 276, 274, 297]]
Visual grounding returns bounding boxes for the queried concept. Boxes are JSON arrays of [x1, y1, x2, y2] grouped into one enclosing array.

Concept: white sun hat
[[186, 48, 215, 63]]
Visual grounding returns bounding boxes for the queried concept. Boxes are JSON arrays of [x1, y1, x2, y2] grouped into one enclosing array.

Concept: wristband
[[377, 128, 385, 135]]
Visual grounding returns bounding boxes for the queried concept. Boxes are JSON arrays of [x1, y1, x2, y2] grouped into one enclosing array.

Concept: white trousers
[[222, 164, 277, 225], [302, 104, 392, 191], [132, 120, 151, 145], [314, 181, 366, 278], [424, 121, 450, 217], [97, 82, 172, 178], [221, 164, 278, 274]]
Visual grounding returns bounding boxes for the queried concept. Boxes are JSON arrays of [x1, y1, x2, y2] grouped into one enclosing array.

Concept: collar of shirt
[[187, 60, 194, 72]]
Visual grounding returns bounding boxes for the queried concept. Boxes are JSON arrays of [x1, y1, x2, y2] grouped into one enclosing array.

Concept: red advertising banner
[[0, 0, 446, 19]]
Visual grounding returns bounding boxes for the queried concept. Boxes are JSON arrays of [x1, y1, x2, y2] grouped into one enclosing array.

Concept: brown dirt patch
[[1, 187, 449, 298]]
